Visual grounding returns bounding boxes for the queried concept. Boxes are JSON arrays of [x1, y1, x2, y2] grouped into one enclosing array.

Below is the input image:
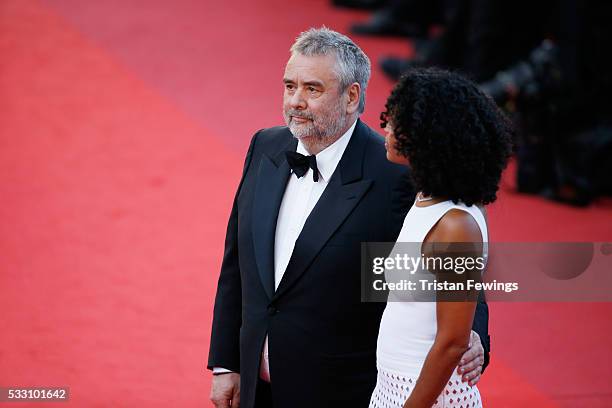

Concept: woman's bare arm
[[403, 210, 482, 408]]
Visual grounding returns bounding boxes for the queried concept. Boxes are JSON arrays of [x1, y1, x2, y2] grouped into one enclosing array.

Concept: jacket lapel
[[252, 138, 296, 299], [273, 120, 373, 300]]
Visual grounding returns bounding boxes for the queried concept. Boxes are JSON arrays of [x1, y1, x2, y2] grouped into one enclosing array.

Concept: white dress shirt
[[213, 120, 357, 378], [272, 120, 356, 289]]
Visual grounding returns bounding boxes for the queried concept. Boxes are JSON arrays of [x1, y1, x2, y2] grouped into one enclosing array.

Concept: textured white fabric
[[369, 367, 483, 408], [371, 199, 488, 405]]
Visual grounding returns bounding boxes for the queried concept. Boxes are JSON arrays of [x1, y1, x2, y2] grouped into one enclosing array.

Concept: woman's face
[[384, 122, 410, 165]]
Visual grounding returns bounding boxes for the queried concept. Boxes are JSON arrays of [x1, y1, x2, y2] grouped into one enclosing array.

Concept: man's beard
[[283, 104, 347, 143]]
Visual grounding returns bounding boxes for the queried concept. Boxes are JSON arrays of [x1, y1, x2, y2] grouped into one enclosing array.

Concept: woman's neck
[[414, 191, 448, 207]]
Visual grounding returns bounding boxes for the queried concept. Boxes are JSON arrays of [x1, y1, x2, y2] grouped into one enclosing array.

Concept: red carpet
[[1, 0, 611, 406]]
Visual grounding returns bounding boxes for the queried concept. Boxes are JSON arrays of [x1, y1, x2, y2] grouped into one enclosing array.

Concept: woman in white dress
[[369, 68, 513, 408]]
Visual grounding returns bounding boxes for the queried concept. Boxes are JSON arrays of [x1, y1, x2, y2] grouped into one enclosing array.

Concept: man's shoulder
[[357, 121, 408, 177], [251, 126, 294, 150], [356, 121, 415, 208]]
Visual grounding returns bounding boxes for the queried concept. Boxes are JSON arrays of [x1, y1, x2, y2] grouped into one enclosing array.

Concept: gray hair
[[290, 27, 371, 114]]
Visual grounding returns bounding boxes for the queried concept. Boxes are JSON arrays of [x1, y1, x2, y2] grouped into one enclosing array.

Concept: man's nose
[[289, 88, 307, 109]]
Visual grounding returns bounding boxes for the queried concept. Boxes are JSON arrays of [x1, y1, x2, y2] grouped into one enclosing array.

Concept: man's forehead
[[284, 53, 339, 83]]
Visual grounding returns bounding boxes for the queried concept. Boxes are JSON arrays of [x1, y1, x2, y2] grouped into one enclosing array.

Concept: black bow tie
[[285, 151, 319, 182]]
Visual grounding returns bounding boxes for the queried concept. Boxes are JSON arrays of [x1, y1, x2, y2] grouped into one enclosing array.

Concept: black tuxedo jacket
[[208, 120, 490, 408]]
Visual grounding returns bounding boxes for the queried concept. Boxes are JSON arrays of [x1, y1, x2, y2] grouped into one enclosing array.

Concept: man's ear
[[346, 82, 361, 115]]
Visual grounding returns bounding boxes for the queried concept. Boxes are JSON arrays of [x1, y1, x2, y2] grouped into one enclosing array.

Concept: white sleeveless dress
[[369, 199, 487, 408]]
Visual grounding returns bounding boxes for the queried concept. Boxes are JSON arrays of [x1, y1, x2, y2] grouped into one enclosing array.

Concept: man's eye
[[308, 87, 317, 93], [285, 84, 295, 91]]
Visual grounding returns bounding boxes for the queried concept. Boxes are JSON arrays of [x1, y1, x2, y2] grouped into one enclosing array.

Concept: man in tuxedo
[[208, 27, 490, 408]]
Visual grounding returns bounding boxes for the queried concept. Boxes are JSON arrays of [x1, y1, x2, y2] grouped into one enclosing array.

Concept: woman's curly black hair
[[381, 67, 514, 206]]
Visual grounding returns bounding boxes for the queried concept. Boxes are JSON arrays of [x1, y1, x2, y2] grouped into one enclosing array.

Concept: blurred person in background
[[332, 0, 385, 10], [349, 0, 441, 38], [480, 0, 612, 206], [373, 0, 550, 82], [346, 0, 611, 206]]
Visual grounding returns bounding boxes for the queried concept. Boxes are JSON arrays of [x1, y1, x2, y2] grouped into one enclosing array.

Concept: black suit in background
[[207, 119, 491, 408]]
